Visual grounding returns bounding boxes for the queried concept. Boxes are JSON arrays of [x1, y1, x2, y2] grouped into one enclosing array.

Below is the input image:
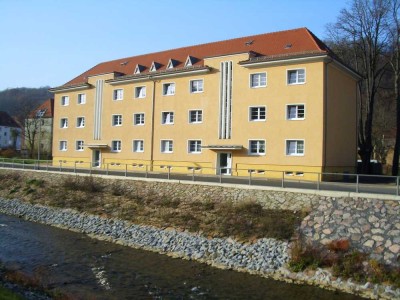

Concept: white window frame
[[113, 89, 124, 101], [286, 104, 305, 120], [162, 82, 175, 96], [76, 117, 85, 128], [188, 110, 203, 123], [59, 140, 67, 151], [161, 111, 174, 125], [249, 106, 266, 121], [189, 79, 204, 93], [287, 68, 306, 85], [76, 140, 84, 151], [60, 118, 68, 128], [250, 72, 267, 88], [161, 140, 173, 153], [111, 140, 122, 152], [286, 139, 305, 156], [61, 96, 69, 106], [112, 114, 123, 126], [77, 93, 86, 104], [133, 113, 145, 125], [248, 140, 266, 155], [188, 140, 202, 154], [133, 140, 144, 153], [134, 86, 146, 99]]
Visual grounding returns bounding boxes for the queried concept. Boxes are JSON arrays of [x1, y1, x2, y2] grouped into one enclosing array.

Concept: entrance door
[[92, 150, 101, 167], [217, 152, 232, 175]]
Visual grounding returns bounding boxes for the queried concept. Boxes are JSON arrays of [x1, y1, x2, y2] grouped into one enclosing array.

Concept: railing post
[[46, 160, 49, 171], [37, 160, 40, 171], [356, 174, 359, 193], [397, 176, 399, 196], [12, 159, 14, 169], [74, 161, 77, 173], [145, 165, 148, 178], [317, 172, 320, 190], [90, 162, 92, 175], [219, 169, 223, 183], [192, 168, 195, 181], [106, 163, 109, 175], [168, 166, 171, 180], [125, 164, 127, 177], [249, 171, 252, 186], [59, 161, 62, 172], [282, 171, 285, 188], [23, 160, 25, 170]]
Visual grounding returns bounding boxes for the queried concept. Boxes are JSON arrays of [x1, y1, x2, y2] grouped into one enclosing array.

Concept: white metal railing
[[0, 158, 399, 196]]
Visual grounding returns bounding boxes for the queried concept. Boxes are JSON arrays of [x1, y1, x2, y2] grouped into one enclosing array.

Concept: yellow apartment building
[[49, 28, 359, 180]]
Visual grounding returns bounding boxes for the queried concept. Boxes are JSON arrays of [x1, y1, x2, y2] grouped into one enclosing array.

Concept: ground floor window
[[286, 140, 304, 156]]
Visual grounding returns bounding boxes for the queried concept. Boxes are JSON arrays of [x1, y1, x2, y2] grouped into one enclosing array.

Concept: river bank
[[0, 197, 398, 299], [0, 169, 399, 299]]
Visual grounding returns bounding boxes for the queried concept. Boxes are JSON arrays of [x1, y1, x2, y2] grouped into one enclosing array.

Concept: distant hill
[[0, 87, 53, 122]]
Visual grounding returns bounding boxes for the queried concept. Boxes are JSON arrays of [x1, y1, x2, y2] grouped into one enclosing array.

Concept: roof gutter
[[49, 83, 92, 93]]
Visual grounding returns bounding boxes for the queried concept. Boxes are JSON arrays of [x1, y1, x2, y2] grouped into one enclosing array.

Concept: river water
[[0, 213, 364, 300]]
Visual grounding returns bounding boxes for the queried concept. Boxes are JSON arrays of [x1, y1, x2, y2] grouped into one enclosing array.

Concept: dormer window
[[134, 64, 145, 74], [184, 56, 197, 67], [167, 59, 178, 69], [150, 62, 160, 72]]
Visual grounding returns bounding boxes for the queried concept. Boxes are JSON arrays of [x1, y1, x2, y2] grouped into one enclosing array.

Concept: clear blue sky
[[0, 0, 349, 91]]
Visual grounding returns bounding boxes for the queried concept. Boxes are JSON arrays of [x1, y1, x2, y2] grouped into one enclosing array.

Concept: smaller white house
[[0, 111, 22, 150]]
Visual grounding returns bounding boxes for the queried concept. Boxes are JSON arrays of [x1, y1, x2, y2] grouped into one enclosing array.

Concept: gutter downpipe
[[149, 76, 156, 171], [323, 58, 333, 175]]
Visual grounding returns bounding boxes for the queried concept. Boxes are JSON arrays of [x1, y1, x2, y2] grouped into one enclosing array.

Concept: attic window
[[167, 59, 178, 69], [184, 56, 197, 67], [36, 109, 46, 117], [284, 44, 292, 49], [134, 64, 144, 74], [150, 62, 159, 72], [120, 61, 129, 66], [245, 40, 254, 46]]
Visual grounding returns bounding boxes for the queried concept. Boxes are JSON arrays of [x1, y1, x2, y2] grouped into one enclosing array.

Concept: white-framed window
[[112, 114, 122, 126], [161, 140, 173, 153], [287, 104, 305, 120], [190, 79, 203, 93], [163, 83, 175, 96], [250, 73, 267, 88], [133, 140, 144, 152], [111, 140, 122, 152], [249, 140, 266, 155], [77, 93, 86, 104], [76, 117, 85, 128], [59, 140, 67, 151], [161, 112, 174, 124], [135, 86, 146, 98], [113, 89, 124, 100], [188, 140, 202, 153], [60, 118, 68, 128], [133, 113, 145, 125], [249, 107, 266, 121], [76, 140, 84, 151], [189, 110, 202, 123], [61, 96, 69, 106], [287, 69, 306, 85], [286, 140, 305, 156]]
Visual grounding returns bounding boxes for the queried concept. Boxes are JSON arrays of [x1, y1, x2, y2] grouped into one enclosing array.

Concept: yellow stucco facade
[[51, 32, 358, 181]]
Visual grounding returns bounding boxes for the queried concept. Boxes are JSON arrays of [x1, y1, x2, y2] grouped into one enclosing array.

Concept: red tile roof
[[0, 111, 21, 128], [28, 98, 54, 118], [63, 28, 330, 87]]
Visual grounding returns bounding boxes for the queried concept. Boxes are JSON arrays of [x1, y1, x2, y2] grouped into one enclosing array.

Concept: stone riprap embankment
[[301, 197, 400, 266], [1, 197, 400, 299], [0, 198, 288, 273]]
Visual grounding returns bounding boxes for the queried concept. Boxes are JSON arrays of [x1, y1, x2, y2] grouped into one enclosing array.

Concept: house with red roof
[[24, 98, 54, 159], [49, 28, 360, 180], [0, 111, 22, 150]]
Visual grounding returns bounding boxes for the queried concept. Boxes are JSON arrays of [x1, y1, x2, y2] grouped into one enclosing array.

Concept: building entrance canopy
[[202, 145, 243, 150]]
